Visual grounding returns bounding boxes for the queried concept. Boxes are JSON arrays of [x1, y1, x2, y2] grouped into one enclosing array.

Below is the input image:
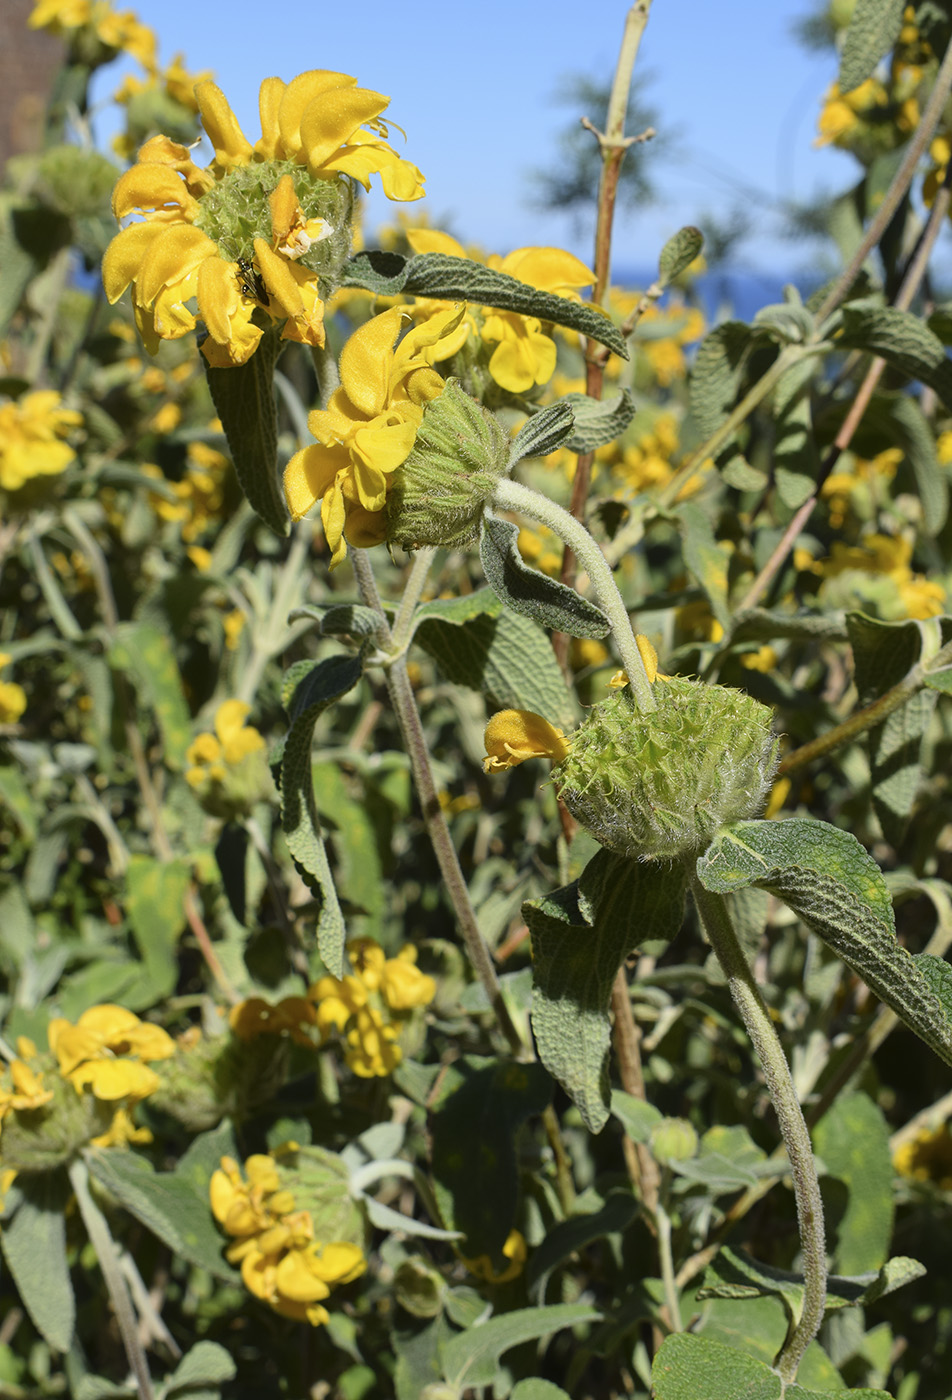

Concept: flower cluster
[[811, 532, 946, 620], [144, 441, 231, 542], [185, 699, 270, 816], [210, 1152, 366, 1326], [30, 0, 157, 69], [104, 71, 424, 366], [894, 1122, 952, 1190], [0, 391, 82, 494], [404, 229, 596, 394], [283, 305, 463, 566], [0, 1005, 175, 1176], [310, 938, 436, 1077]]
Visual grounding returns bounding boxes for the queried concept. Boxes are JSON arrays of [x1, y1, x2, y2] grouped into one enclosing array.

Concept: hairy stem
[[391, 547, 437, 653], [611, 968, 661, 1213], [691, 878, 826, 1382], [351, 549, 526, 1057], [491, 478, 655, 711], [71, 1157, 155, 1400]]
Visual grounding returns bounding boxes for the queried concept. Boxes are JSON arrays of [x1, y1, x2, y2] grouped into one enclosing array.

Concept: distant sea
[[615, 266, 821, 324]]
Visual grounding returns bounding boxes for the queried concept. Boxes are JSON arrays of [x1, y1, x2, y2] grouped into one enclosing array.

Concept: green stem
[[778, 633, 952, 778], [70, 1157, 155, 1400], [350, 549, 526, 1057], [690, 878, 827, 1383], [237, 520, 311, 706], [490, 478, 656, 711], [655, 1198, 683, 1333], [390, 547, 437, 653]]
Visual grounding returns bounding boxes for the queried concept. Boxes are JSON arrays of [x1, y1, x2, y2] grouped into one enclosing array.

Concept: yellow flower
[[223, 609, 246, 651], [0, 391, 82, 492], [283, 304, 462, 566], [186, 699, 265, 788], [894, 1122, 952, 1189], [815, 78, 888, 148], [30, 0, 157, 68], [462, 1229, 528, 1284], [308, 937, 434, 1076], [606, 635, 666, 691], [104, 71, 423, 366], [210, 1153, 366, 1326], [0, 654, 26, 725], [229, 996, 317, 1048], [91, 1106, 154, 1149], [483, 710, 571, 773], [816, 532, 946, 620], [48, 1004, 174, 1102], [0, 1054, 54, 1118]]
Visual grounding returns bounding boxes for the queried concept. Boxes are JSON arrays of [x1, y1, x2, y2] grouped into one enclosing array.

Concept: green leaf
[[837, 303, 952, 412], [439, 1302, 600, 1390], [479, 516, 610, 640], [846, 612, 936, 844], [508, 401, 576, 463], [164, 1341, 237, 1395], [125, 856, 191, 1004], [280, 653, 364, 977], [526, 852, 686, 1132], [610, 1088, 663, 1143], [86, 1126, 241, 1283], [0, 1173, 75, 1352], [696, 818, 952, 1068], [526, 1191, 638, 1301], [411, 585, 502, 632], [414, 595, 575, 727], [429, 1055, 552, 1256], [0, 762, 37, 841], [689, 320, 752, 442], [697, 1245, 923, 1314], [342, 250, 627, 358], [864, 392, 948, 533], [109, 622, 191, 769], [773, 358, 819, 510], [677, 503, 731, 629], [299, 603, 385, 639], [557, 390, 637, 454], [728, 609, 847, 644], [511, 1382, 573, 1400], [839, 0, 906, 92], [652, 1332, 893, 1400], [204, 326, 288, 537], [659, 226, 704, 285], [313, 763, 385, 941]]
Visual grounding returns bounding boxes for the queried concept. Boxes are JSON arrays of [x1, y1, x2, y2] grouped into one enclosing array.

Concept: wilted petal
[[483, 709, 570, 773]]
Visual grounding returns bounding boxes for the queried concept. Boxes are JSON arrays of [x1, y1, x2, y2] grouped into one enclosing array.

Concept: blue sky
[[94, 0, 878, 276]]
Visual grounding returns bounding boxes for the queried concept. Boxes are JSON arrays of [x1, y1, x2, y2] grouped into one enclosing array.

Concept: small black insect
[[236, 257, 269, 307]]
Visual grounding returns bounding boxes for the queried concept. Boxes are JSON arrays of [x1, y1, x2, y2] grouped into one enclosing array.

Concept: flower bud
[[386, 379, 509, 550], [0, 1074, 113, 1173], [650, 1117, 699, 1166], [555, 676, 777, 860]]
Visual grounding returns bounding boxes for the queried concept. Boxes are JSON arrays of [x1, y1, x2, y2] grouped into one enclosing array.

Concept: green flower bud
[[394, 1257, 446, 1318], [555, 677, 777, 860], [386, 379, 509, 550], [650, 1117, 699, 1166], [0, 1075, 113, 1174], [148, 1033, 289, 1132]]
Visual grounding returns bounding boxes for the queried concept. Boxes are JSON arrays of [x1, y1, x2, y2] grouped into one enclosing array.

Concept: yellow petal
[[299, 84, 389, 171], [136, 224, 218, 306], [283, 442, 349, 521], [102, 222, 165, 302], [405, 228, 466, 258], [277, 70, 359, 161], [195, 81, 254, 169], [197, 257, 263, 366], [500, 246, 595, 296], [338, 306, 406, 418], [255, 76, 287, 160], [483, 710, 570, 773], [215, 699, 252, 746], [112, 163, 200, 222]]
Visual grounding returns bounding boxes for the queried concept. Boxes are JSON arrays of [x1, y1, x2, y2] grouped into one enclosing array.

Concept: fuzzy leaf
[[729, 609, 848, 644], [814, 1093, 893, 1274], [526, 1191, 638, 1301], [165, 1341, 237, 1392], [414, 593, 575, 727], [659, 226, 704, 285], [837, 303, 952, 412], [696, 818, 952, 1067], [280, 653, 364, 976], [677, 502, 731, 629], [689, 320, 752, 442], [1, 1174, 75, 1352], [697, 1245, 924, 1313], [864, 392, 948, 533], [652, 1332, 893, 1400], [342, 250, 627, 358], [508, 402, 576, 464], [439, 1303, 600, 1390], [526, 852, 686, 1132], [839, 0, 906, 92], [125, 856, 191, 1004], [204, 327, 288, 537], [480, 515, 610, 640], [558, 389, 637, 453]]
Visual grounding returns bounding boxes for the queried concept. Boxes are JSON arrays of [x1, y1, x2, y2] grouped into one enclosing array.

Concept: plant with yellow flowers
[[7, 0, 952, 1396]]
